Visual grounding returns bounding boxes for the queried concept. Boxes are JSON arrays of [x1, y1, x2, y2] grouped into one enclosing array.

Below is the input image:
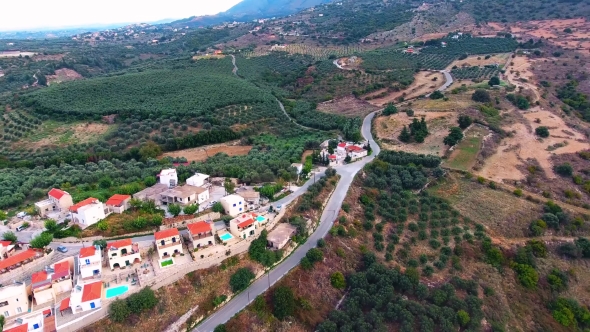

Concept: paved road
[[195, 111, 381, 332], [438, 70, 453, 91]]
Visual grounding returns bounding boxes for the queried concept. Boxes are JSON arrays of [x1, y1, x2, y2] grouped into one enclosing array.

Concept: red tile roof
[[4, 323, 28, 332], [48, 188, 69, 200], [52, 260, 70, 280], [31, 270, 48, 284], [187, 221, 212, 235], [337, 142, 347, 148], [347, 145, 364, 152], [107, 238, 132, 249], [0, 249, 37, 270], [79, 246, 96, 258], [154, 228, 179, 240], [329, 154, 337, 160], [69, 197, 100, 212], [237, 218, 254, 229], [59, 297, 70, 311], [105, 194, 130, 207], [81, 281, 102, 302], [0, 240, 12, 247]]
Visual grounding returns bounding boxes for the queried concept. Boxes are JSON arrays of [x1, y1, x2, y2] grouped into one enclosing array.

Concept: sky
[[0, 0, 243, 31]]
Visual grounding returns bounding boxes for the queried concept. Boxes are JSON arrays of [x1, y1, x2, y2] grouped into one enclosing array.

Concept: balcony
[[191, 232, 213, 241], [157, 241, 181, 250]]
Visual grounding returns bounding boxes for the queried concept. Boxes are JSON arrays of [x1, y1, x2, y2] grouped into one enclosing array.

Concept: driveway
[[195, 111, 381, 332]]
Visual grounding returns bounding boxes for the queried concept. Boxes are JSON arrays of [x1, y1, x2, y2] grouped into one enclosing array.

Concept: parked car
[[56, 246, 68, 253]]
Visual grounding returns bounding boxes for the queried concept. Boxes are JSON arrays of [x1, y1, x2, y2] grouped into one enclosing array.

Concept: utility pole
[[268, 270, 271, 288]]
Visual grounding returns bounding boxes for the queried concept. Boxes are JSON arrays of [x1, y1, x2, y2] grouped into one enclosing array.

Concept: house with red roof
[[69, 281, 102, 314], [69, 197, 108, 228], [34, 188, 73, 218], [3, 323, 29, 332], [0, 282, 29, 319], [187, 221, 215, 249], [336, 142, 348, 153], [105, 194, 131, 214], [106, 238, 141, 270], [154, 228, 182, 260], [78, 245, 102, 280], [31, 270, 54, 305], [346, 145, 368, 161], [30, 259, 73, 306], [0, 240, 16, 261], [229, 214, 257, 240]]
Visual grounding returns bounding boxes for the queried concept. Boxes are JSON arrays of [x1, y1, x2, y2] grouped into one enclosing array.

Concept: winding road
[[195, 112, 381, 332]]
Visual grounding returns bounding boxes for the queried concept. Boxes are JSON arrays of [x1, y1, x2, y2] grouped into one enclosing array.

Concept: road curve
[[438, 70, 453, 91], [195, 112, 381, 332]]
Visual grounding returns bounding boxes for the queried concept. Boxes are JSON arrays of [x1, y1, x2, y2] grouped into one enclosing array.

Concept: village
[[0, 139, 369, 332]]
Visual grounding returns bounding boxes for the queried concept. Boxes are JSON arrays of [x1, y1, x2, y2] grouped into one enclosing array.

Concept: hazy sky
[[0, 0, 243, 31]]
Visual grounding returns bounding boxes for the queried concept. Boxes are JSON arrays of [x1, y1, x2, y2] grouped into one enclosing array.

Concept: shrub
[[443, 127, 464, 146], [213, 325, 227, 332], [183, 204, 198, 215], [30, 233, 53, 248], [513, 263, 538, 289], [472, 89, 491, 102], [330, 272, 346, 289], [513, 189, 523, 197], [457, 310, 471, 326], [488, 76, 501, 86], [306, 248, 324, 264], [127, 287, 158, 314], [273, 286, 295, 320], [317, 239, 326, 248], [535, 126, 550, 138], [2, 231, 17, 243], [212, 202, 224, 213], [109, 299, 130, 323], [458, 115, 472, 129], [229, 268, 255, 293], [430, 91, 444, 100], [555, 163, 573, 177], [167, 203, 181, 216]]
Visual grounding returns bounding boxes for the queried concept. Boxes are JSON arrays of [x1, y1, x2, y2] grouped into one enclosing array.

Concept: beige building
[[34, 188, 74, 218], [236, 190, 260, 211], [267, 223, 297, 250], [106, 238, 141, 270], [159, 185, 209, 206], [154, 228, 183, 259], [105, 194, 131, 214], [229, 214, 257, 240], [187, 222, 215, 249], [0, 282, 29, 318], [133, 183, 168, 202], [220, 194, 245, 217], [186, 173, 209, 187]]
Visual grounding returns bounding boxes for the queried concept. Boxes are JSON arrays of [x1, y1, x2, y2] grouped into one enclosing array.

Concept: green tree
[[213, 325, 227, 332], [127, 287, 158, 314], [167, 203, 181, 217], [430, 90, 444, 99], [306, 248, 324, 263], [488, 76, 501, 86], [229, 267, 255, 292], [383, 103, 398, 115], [273, 286, 296, 320], [399, 125, 411, 143], [2, 231, 17, 243], [212, 202, 224, 213], [330, 272, 346, 289], [139, 141, 162, 160], [183, 204, 199, 215], [109, 298, 131, 323], [224, 178, 235, 195], [93, 239, 107, 249], [554, 163, 573, 177], [443, 127, 464, 146], [30, 233, 53, 248], [96, 220, 108, 231], [513, 263, 539, 289], [472, 89, 491, 102], [457, 310, 471, 326], [458, 115, 472, 129], [535, 126, 550, 138]]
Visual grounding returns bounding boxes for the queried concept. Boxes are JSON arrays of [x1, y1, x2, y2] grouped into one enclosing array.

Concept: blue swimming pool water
[[220, 233, 233, 241], [256, 216, 265, 222], [106, 285, 129, 299]]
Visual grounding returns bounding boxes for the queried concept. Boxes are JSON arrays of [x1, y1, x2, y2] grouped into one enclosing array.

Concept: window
[[17, 307, 21, 313], [90, 302, 95, 309], [160, 240, 165, 246], [33, 323, 39, 329], [172, 237, 176, 243], [0, 301, 7, 307], [239, 208, 242, 211], [111, 253, 117, 257], [233, 203, 236, 207], [239, 201, 242, 205], [85, 259, 90, 265], [3, 311, 8, 317]]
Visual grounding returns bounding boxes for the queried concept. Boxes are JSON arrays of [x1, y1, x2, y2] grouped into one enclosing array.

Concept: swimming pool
[[256, 216, 266, 223], [220, 233, 233, 241], [105, 285, 129, 299]]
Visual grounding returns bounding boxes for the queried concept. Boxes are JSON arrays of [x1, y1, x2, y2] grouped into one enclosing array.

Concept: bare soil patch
[[447, 53, 511, 69], [47, 68, 83, 85], [34, 53, 65, 61], [364, 71, 444, 106], [410, 93, 477, 111], [301, 150, 313, 163], [0, 51, 36, 58], [162, 142, 253, 162], [316, 95, 379, 117]]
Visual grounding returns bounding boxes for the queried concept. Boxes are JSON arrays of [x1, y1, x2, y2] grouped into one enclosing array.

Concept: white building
[[187, 222, 215, 249], [34, 188, 74, 218], [78, 245, 102, 281], [346, 145, 368, 161], [154, 228, 183, 260], [229, 213, 257, 240], [106, 238, 141, 270], [159, 185, 209, 206], [69, 198, 107, 227], [336, 142, 348, 153], [186, 173, 209, 187], [0, 282, 29, 318], [220, 194, 245, 217], [159, 169, 178, 187], [69, 281, 102, 314]]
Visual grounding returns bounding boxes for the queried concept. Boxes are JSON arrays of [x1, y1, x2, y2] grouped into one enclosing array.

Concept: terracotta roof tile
[[0, 249, 37, 270], [31, 270, 48, 285], [237, 218, 254, 229], [105, 194, 130, 207], [69, 197, 100, 213], [81, 281, 102, 302], [79, 246, 96, 258], [4, 323, 28, 332], [59, 297, 70, 311], [154, 228, 179, 240], [107, 238, 132, 249], [187, 222, 212, 235], [48, 188, 69, 200]]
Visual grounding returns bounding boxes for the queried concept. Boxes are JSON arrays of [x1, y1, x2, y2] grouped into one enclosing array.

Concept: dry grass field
[[162, 143, 253, 162], [364, 71, 444, 106]]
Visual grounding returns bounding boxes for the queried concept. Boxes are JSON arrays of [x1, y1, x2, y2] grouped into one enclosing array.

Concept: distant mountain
[[171, 0, 332, 27]]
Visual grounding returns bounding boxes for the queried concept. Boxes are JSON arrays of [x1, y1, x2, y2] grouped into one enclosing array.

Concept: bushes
[[554, 163, 573, 176], [488, 76, 500, 86], [183, 204, 198, 215], [472, 89, 491, 103], [330, 272, 346, 289], [248, 230, 282, 267], [30, 233, 53, 248], [535, 126, 549, 138], [549, 297, 590, 328], [430, 90, 444, 100], [458, 115, 472, 129], [273, 286, 296, 320], [167, 203, 181, 217], [399, 117, 429, 143], [109, 287, 158, 323], [229, 267, 255, 293], [506, 93, 530, 110], [443, 127, 464, 146]]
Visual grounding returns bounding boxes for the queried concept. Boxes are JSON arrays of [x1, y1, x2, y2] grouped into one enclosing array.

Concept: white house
[[291, 163, 303, 175], [78, 245, 102, 281], [106, 238, 141, 270], [0, 282, 29, 318], [105, 194, 131, 214], [187, 222, 215, 249], [336, 142, 348, 153], [346, 145, 368, 161], [220, 194, 245, 217], [186, 173, 209, 187], [159, 185, 209, 206], [69, 281, 102, 314], [159, 169, 178, 187], [229, 214, 257, 240], [154, 228, 183, 260], [69, 198, 107, 227]]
